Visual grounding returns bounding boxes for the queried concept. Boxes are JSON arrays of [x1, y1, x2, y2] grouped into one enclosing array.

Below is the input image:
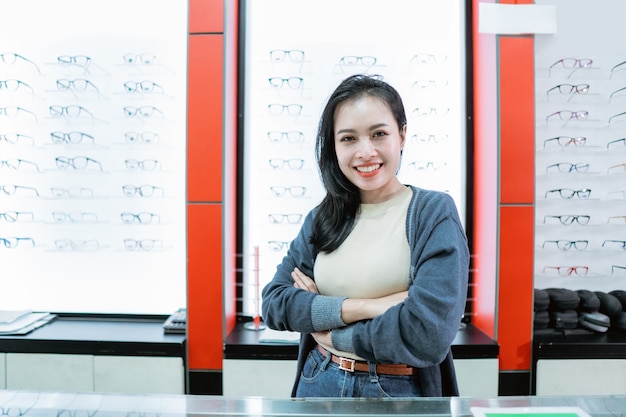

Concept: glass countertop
[[0, 390, 624, 417]]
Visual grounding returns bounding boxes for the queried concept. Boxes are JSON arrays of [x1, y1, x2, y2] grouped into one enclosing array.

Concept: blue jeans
[[295, 346, 421, 398]]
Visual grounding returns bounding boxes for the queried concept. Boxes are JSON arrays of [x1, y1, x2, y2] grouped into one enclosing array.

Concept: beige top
[[314, 186, 412, 359]]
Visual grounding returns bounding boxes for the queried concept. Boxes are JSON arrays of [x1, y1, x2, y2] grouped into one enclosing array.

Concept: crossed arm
[[291, 267, 408, 347]]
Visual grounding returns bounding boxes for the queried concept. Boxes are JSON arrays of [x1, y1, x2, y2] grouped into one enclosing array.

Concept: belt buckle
[[338, 357, 355, 372]]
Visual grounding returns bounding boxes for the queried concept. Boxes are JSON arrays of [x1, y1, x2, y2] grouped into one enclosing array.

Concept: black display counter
[[0, 314, 186, 358], [224, 322, 499, 360], [533, 329, 626, 360]]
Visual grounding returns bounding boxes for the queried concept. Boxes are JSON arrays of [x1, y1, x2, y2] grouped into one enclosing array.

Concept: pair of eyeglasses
[[546, 162, 589, 173], [339, 56, 377, 66], [0, 236, 35, 248], [268, 213, 302, 224], [269, 49, 304, 63], [52, 211, 98, 223], [412, 80, 448, 90], [608, 163, 626, 174], [124, 238, 162, 251], [56, 78, 98, 92], [125, 131, 159, 144], [608, 112, 626, 124], [268, 241, 289, 251], [542, 240, 588, 251], [123, 106, 163, 118], [270, 186, 306, 197], [123, 52, 157, 65], [410, 133, 448, 144], [0, 52, 41, 73], [50, 187, 93, 198], [50, 105, 93, 119], [543, 265, 589, 277], [0, 106, 38, 120], [608, 216, 626, 224], [267, 131, 304, 143], [546, 83, 589, 97], [410, 53, 447, 65], [55, 156, 102, 171], [123, 80, 163, 94], [268, 158, 304, 170], [544, 188, 591, 199], [122, 184, 163, 197], [268, 77, 303, 89], [55, 239, 99, 251], [1, 184, 39, 197], [51, 131, 94, 144], [0, 133, 34, 145], [125, 159, 161, 170], [412, 107, 449, 117], [57, 55, 91, 68], [1, 159, 40, 171], [407, 161, 447, 171], [602, 240, 626, 250], [546, 110, 588, 122], [606, 138, 626, 149], [121, 212, 160, 224], [543, 136, 586, 148], [268, 103, 302, 116], [0, 79, 34, 94], [0, 211, 34, 222], [611, 265, 626, 275], [549, 58, 592, 78], [543, 214, 590, 225]]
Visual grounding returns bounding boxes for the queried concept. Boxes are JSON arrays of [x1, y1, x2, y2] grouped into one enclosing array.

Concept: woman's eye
[[339, 135, 354, 142], [373, 131, 387, 138]]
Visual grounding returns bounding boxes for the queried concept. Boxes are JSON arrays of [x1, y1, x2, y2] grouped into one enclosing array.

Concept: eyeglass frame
[[541, 240, 588, 251], [542, 265, 589, 277], [267, 131, 304, 143], [543, 214, 591, 225], [270, 186, 306, 197], [544, 188, 591, 199], [546, 110, 589, 122], [602, 240, 626, 250], [543, 136, 586, 148], [548, 57, 593, 78]]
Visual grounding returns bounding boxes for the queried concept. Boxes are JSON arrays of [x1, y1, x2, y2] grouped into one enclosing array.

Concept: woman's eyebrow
[[336, 123, 390, 135]]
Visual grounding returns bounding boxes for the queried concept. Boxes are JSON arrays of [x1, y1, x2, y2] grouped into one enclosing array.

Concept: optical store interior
[[1, 0, 625, 415]]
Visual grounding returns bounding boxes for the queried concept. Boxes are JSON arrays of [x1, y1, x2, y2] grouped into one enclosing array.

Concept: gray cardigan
[[261, 185, 470, 397]]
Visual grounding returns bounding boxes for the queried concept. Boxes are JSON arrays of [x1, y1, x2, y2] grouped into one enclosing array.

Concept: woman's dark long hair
[[310, 74, 407, 253]]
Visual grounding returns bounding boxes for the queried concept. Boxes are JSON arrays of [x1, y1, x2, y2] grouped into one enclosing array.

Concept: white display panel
[[0, 0, 188, 314], [534, 0, 626, 292], [241, 0, 467, 316]]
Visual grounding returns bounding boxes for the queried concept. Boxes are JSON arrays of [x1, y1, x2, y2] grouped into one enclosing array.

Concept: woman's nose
[[356, 138, 376, 156]]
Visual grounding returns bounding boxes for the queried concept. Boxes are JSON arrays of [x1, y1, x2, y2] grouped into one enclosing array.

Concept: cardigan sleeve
[[261, 209, 347, 333]]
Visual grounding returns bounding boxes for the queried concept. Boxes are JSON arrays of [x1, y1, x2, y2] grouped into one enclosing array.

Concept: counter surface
[[1, 390, 624, 416]]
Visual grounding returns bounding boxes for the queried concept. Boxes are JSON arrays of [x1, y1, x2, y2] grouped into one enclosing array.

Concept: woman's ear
[[400, 123, 407, 151]]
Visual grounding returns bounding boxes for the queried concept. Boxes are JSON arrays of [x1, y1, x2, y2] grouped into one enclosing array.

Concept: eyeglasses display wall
[[0, 0, 188, 314], [240, 0, 468, 317], [535, 0, 626, 291]]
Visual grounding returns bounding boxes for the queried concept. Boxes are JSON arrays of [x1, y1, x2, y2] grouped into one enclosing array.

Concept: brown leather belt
[[316, 345, 415, 376]]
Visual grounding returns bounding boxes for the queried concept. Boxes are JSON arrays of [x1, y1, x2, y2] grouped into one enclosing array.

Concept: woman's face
[[333, 95, 406, 204]]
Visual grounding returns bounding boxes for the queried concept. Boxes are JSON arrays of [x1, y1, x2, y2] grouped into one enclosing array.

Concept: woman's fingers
[[292, 267, 319, 293]]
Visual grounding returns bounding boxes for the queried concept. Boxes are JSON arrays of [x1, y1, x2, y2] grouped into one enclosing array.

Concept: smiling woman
[[261, 74, 469, 398]]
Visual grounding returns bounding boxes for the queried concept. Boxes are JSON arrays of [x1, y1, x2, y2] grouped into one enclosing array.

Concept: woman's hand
[[292, 267, 319, 294], [341, 290, 408, 324]]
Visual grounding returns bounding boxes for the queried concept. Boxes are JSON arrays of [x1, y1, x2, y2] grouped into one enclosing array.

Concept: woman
[[261, 74, 469, 398]]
